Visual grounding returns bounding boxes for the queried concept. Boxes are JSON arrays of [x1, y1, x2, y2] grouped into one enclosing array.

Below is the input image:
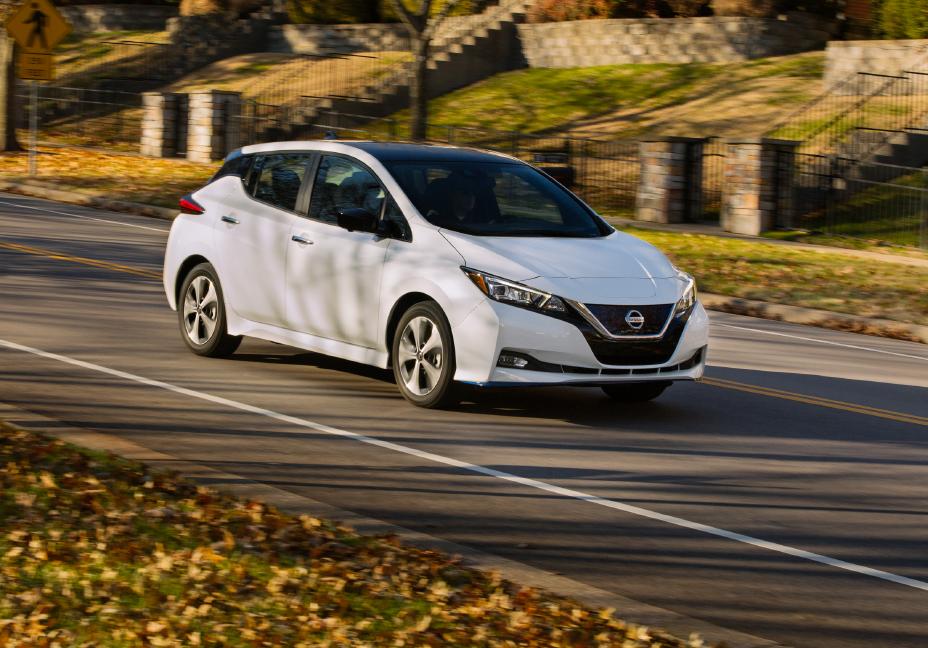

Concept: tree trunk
[[0, 36, 20, 152], [409, 37, 429, 142]]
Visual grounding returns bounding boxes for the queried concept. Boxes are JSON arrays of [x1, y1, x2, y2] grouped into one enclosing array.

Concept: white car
[[163, 141, 708, 408]]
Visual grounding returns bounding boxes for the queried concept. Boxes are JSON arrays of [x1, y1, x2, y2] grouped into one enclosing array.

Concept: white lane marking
[[716, 322, 928, 362], [2, 336, 927, 593], [0, 198, 170, 234]]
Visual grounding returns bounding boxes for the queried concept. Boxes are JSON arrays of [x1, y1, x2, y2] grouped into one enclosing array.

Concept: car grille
[[583, 303, 674, 337]]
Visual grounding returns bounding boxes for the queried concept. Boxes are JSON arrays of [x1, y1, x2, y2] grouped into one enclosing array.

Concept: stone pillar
[[140, 92, 185, 158], [186, 90, 242, 163], [636, 137, 706, 224], [721, 138, 800, 235]]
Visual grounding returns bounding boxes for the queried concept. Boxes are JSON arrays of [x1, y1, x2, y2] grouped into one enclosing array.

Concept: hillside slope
[[399, 52, 825, 139]]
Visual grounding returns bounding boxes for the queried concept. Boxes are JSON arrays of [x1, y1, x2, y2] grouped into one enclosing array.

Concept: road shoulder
[[0, 401, 783, 648]]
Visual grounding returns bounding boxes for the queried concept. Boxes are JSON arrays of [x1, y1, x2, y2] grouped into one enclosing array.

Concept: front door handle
[[291, 234, 314, 245], [221, 215, 240, 225]]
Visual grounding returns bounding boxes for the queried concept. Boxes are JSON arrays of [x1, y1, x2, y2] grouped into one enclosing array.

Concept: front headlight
[[674, 270, 697, 316], [463, 267, 568, 315]]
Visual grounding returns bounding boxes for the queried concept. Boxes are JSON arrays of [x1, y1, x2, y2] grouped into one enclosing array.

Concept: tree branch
[[388, 0, 430, 36]]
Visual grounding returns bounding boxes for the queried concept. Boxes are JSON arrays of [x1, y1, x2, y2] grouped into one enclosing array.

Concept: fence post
[[636, 137, 706, 224], [721, 138, 800, 235], [187, 90, 242, 163], [28, 81, 38, 177], [141, 92, 186, 158]]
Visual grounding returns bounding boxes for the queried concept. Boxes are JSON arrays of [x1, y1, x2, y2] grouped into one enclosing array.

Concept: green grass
[[389, 52, 826, 138], [818, 172, 928, 248], [0, 421, 699, 647], [624, 226, 928, 325]]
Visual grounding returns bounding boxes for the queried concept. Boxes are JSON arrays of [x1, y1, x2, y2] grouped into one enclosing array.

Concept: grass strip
[[622, 227, 928, 326], [0, 421, 709, 647]]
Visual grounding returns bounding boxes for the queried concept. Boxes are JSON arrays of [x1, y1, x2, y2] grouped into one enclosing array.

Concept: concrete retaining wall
[[269, 23, 408, 54], [60, 5, 177, 33], [516, 16, 830, 67], [824, 39, 928, 90]]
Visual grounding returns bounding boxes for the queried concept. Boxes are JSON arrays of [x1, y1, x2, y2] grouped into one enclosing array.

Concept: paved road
[[1, 193, 926, 648]]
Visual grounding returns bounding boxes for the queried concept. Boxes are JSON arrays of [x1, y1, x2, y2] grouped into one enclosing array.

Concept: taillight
[[179, 195, 204, 215]]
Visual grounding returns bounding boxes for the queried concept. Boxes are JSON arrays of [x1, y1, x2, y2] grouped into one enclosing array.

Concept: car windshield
[[385, 160, 612, 237]]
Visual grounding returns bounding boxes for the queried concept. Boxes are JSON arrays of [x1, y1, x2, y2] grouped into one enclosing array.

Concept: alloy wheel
[[182, 275, 219, 345], [397, 316, 444, 396]]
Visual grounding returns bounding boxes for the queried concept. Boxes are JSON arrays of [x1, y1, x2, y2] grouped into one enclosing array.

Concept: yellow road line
[[703, 376, 928, 427], [0, 240, 161, 281], [3, 237, 925, 427]]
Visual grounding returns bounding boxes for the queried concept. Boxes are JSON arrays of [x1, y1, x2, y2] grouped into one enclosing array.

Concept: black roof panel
[[345, 142, 521, 164]]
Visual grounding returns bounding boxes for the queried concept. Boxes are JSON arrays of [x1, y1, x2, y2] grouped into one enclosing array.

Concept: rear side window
[[249, 153, 313, 213], [209, 153, 253, 185]]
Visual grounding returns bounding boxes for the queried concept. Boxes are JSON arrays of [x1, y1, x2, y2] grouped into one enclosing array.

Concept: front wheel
[[602, 381, 671, 403], [178, 263, 242, 358], [392, 302, 458, 409]]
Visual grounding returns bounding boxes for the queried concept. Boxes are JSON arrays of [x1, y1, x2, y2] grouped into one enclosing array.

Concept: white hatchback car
[[163, 141, 708, 408]]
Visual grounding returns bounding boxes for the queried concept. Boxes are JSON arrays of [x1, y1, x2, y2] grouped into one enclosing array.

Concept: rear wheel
[[178, 263, 241, 357], [392, 302, 457, 409], [602, 381, 671, 403]]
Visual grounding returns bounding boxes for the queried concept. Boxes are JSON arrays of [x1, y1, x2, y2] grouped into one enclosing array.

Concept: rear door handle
[[221, 215, 240, 225], [291, 234, 314, 245]]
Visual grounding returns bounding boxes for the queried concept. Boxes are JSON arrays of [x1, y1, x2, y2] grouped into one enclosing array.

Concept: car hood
[[440, 229, 677, 282]]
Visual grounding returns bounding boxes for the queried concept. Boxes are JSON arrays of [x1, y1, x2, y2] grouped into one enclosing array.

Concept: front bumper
[[452, 298, 709, 386]]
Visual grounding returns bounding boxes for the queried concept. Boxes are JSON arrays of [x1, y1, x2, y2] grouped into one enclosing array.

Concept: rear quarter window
[[209, 154, 253, 185]]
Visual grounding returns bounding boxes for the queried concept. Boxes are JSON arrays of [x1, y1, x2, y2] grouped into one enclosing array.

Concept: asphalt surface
[[1, 192, 926, 648]]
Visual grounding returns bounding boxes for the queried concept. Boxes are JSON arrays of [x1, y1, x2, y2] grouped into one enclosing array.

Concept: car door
[[216, 152, 313, 327], [286, 154, 397, 348]]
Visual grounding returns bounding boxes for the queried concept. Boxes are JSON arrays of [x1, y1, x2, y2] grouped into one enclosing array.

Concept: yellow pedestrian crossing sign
[[7, 0, 72, 55]]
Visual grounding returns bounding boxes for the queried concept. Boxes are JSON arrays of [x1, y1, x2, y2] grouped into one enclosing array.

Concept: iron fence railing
[[15, 85, 143, 153], [55, 40, 177, 91], [794, 153, 928, 248], [701, 137, 726, 222]]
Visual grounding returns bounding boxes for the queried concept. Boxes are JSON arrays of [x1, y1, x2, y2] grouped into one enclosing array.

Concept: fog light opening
[[497, 353, 530, 369]]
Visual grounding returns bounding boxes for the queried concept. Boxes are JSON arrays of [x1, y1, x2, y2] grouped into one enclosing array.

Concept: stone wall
[[823, 39, 928, 91], [516, 16, 831, 68], [167, 14, 270, 74], [60, 5, 177, 33], [269, 23, 409, 54], [268, 14, 492, 54]]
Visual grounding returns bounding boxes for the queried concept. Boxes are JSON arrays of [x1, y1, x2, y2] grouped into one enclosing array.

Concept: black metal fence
[[701, 137, 726, 222], [56, 40, 177, 91], [794, 154, 928, 248], [15, 85, 143, 153], [770, 68, 928, 160]]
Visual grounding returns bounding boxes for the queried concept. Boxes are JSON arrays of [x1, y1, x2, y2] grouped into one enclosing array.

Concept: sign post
[[6, 0, 72, 176]]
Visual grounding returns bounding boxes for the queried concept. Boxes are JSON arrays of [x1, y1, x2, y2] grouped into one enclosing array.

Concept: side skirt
[[226, 312, 390, 369]]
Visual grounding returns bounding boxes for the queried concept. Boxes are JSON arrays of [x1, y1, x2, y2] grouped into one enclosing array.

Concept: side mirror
[[336, 207, 378, 233]]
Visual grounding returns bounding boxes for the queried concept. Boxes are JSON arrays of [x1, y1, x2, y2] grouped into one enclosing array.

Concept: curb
[[701, 293, 928, 345], [1, 179, 925, 346], [0, 180, 177, 221], [0, 402, 786, 648]]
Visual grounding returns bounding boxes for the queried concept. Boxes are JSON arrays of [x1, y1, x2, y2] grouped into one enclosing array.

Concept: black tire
[[602, 381, 671, 403], [177, 263, 242, 358], [391, 301, 458, 409]]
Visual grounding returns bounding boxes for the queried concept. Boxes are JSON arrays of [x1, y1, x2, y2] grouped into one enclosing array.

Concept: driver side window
[[308, 156, 386, 224]]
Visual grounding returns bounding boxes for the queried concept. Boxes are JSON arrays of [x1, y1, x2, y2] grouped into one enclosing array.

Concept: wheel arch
[[175, 254, 212, 306], [384, 292, 439, 366]]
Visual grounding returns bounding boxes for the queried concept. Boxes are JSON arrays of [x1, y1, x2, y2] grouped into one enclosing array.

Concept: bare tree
[[388, 0, 471, 141], [0, 2, 21, 152]]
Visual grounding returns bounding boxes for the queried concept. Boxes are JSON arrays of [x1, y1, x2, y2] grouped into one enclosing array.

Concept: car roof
[[239, 140, 521, 164]]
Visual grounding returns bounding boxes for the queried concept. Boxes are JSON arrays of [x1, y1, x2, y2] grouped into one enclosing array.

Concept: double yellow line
[[2, 236, 926, 427], [703, 376, 928, 427], [0, 240, 161, 280]]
